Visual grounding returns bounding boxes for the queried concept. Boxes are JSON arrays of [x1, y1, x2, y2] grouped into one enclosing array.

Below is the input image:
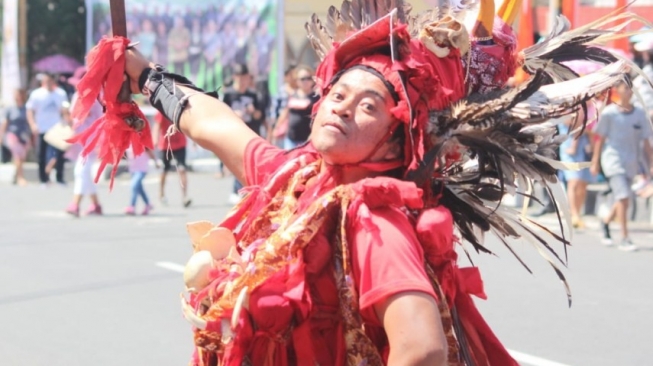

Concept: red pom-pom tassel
[[68, 36, 153, 189]]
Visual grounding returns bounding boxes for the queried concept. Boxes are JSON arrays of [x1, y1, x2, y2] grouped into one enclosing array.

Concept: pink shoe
[[85, 204, 103, 216], [65, 203, 79, 217], [125, 206, 135, 215], [142, 204, 153, 216]]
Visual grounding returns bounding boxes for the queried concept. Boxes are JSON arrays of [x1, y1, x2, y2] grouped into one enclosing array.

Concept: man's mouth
[[323, 121, 346, 135]]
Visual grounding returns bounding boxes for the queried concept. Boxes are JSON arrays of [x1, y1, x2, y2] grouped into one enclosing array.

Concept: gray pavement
[[1, 171, 652, 366]]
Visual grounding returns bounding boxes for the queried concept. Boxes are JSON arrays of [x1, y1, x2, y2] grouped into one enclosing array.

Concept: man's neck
[[616, 102, 633, 112], [319, 160, 379, 185]]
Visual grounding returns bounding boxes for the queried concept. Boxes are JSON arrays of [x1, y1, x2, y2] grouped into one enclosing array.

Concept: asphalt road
[[1, 171, 652, 366]]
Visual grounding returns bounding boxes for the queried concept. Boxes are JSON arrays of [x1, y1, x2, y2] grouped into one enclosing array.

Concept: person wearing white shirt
[[64, 67, 105, 217], [26, 73, 69, 185]]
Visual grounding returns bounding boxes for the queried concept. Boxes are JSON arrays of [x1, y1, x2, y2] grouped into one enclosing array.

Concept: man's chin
[[311, 136, 335, 154]]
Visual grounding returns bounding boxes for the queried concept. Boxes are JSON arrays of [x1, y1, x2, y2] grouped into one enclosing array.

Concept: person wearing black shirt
[[222, 64, 262, 135], [221, 63, 262, 204], [284, 66, 319, 150]]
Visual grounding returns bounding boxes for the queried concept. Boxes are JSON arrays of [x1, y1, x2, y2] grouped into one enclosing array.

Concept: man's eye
[[362, 103, 375, 112], [332, 93, 344, 100]]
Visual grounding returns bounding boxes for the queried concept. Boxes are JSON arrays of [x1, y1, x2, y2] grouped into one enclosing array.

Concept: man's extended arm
[[124, 49, 259, 184]]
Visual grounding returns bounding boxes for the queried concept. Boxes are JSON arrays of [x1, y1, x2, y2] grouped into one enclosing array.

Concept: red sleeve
[[244, 137, 287, 186], [350, 206, 437, 326]]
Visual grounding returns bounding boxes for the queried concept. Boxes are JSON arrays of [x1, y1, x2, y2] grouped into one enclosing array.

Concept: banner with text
[[86, 0, 281, 95]]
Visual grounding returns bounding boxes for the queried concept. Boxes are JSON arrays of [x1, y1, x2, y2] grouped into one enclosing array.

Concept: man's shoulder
[[601, 103, 619, 115], [633, 105, 647, 118], [55, 87, 67, 98], [222, 88, 238, 97], [28, 88, 47, 98]]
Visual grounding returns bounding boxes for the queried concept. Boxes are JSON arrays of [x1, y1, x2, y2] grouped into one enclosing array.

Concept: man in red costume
[[73, 1, 639, 365], [125, 13, 504, 364]]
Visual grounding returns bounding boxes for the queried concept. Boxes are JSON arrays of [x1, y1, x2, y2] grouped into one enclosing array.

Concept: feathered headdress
[[306, 0, 651, 302]]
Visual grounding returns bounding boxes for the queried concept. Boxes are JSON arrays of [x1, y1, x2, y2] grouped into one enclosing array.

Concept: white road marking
[[136, 217, 172, 226], [508, 349, 572, 366], [155, 262, 573, 366], [156, 261, 185, 273], [32, 211, 70, 218]]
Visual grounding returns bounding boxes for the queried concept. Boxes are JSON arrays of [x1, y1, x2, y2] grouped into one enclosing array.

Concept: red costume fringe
[[69, 36, 153, 188]]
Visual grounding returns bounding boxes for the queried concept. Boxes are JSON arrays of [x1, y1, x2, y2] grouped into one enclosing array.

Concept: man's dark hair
[[284, 63, 297, 76], [232, 63, 249, 76]]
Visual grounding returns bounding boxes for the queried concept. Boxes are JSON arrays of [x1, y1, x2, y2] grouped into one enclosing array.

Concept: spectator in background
[[137, 18, 157, 59], [254, 21, 275, 76], [222, 63, 261, 204], [220, 23, 238, 68], [57, 75, 75, 100], [125, 147, 159, 216], [253, 77, 272, 139], [271, 64, 297, 146], [26, 73, 69, 186], [188, 18, 203, 79], [558, 112, 593, 229], [233, 23, 250, 65], [153, 112, 192, 208], [629, 28, 650, 69], [591, 79, 653, 252], [153, 20, 169, 68], [0, 89, 31, 186], [202, 19, 222, 91], [632, 38, 653, 121], [283, 66, 319, 150], [168, 16, 191, 74], [65, 67, 104, 217]]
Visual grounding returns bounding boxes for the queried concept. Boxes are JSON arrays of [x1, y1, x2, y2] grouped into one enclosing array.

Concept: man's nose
[[332, 101, 353, 120]]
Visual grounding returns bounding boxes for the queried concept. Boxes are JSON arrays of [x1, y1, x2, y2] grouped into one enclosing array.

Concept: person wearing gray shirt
[[591, 79, 653, 251]]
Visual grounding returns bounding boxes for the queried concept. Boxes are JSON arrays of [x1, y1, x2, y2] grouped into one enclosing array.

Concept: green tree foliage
[[27, 0, 86, 71]]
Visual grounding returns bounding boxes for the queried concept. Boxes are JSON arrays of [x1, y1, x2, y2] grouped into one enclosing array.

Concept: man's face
[[233, 74, 250, 90], [42, 75, 55, 90], [311, 69, 398, 166], [615, 83, 633, 102]]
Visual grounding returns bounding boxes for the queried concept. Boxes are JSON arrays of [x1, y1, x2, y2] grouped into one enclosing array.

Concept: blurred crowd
[[1, 23, 652, 249], [0, 58, 320, 216]]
